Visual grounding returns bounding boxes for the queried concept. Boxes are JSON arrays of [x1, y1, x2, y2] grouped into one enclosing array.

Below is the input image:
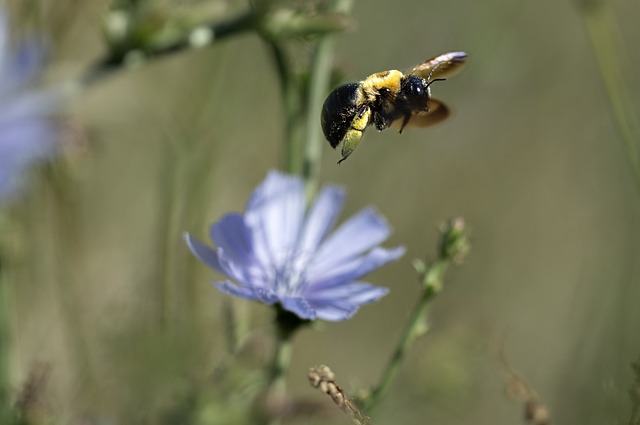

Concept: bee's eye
[[379, 87, 391, 96], [404, 78, 424, 97]]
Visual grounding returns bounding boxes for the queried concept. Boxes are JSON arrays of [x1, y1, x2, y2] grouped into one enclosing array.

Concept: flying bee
[[321, 51, 468, 164]]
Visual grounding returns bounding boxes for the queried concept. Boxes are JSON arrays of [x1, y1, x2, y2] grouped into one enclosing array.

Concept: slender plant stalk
[[262, 307, 302, 425], [303, 39, 334, 198], [0, 254, 13, 424], [629, 357, 640, 425], [156, 146, 185, 330], [361, 217, 469, 414], [362, 259, 448, 414], [46, 171, 99, 407], [265, 40, 303, 174], [267, 328, 294, 392], [303, 0, 355, 199], [80, 10, 257, 86], [579, 1, 640, 195], [263, 337, 293, 425]]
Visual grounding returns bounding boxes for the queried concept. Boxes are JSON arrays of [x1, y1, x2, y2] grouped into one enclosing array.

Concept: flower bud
[[438, 217, 470, 265]]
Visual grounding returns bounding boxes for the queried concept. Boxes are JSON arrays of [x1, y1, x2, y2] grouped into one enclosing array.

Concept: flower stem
[[303, 39, 334, 198], [267, 326, 294, 393], [578, 0, 640, 196], [362, 218, 469, 414], [303, 0, 355, 200], [0, 254, 14, 424], [265, 40, 303, 175], [362, 259, 448, 414], [80, 9, 257, 86], [261, 306, 307, 425], [629, 357, 640, 425]]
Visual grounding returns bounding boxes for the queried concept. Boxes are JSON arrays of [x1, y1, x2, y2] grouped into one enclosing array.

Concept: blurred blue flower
[[0, 10, 59, 201], [185, 171, 405, 322]]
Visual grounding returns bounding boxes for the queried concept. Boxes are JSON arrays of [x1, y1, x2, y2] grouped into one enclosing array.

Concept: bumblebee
[[321, 51, 468, 164]]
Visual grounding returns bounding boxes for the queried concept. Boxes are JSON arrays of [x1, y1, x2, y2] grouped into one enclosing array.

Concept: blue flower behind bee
[[0, 9, 60, 201], [185, 171, 405, 322]]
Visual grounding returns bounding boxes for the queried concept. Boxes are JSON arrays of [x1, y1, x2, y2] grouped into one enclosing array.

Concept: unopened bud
[[438, 217, 470, 265]]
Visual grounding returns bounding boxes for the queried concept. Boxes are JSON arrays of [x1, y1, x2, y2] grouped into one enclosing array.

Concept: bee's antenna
[[426, 77, 446, 88], [425, 55, 451, 83], [425, 77, 446, 98], [425, 59, 447, 98]]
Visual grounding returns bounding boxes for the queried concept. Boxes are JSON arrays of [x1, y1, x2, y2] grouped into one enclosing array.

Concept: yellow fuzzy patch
[[360, 70, 403, 102]]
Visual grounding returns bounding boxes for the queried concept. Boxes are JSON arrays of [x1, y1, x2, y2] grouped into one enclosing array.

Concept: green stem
[[260, 307, 306, 425], [155, 148, 185, 330], [579, 1, 640, 196], [629, 357, 640, 425], [265, 40, 302, 174], [362, 259, 449, 414], [303, 39, 333, 199], [303, 0, 354, 199], [80, 10, 257, 86], [47, 170, 99, 407], [263, 336, 293, 425], [267, 328, 294, 393], [0, 255, 14, 424]]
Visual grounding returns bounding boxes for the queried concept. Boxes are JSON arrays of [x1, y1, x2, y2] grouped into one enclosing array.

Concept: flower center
[[272, 249, 313, 296]]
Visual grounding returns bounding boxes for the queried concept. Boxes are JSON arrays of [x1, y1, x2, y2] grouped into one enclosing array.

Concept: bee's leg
[[339, 106, 371, 164], [372, 111, 391, 131], [372, 113, 383, 130], [398, 113, 411, 134]]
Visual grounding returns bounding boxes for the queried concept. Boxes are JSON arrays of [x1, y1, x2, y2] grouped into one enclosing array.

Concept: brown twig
[[308, 365, 370, 425], [500, 348, 551, 425]]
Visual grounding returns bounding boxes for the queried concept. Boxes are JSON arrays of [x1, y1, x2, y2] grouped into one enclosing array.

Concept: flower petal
[[0, 15, 45, 93], [184, 233, 246, 283], [279, 296, 317, 320], [308, 281, 389, 305], [309, 246, 405, 288], [311, 207, 392, 271], [210, 213, 257, 267], [214, 280, 278, 305], [298, 185, 345, 254], [184, 232, 223, 272], [244, 171, 306, 268], [308, 282, 389, 321]]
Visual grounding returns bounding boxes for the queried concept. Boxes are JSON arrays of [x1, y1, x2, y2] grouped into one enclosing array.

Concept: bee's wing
[[407, 51, 468, 80], [391, 99, 449, 129]]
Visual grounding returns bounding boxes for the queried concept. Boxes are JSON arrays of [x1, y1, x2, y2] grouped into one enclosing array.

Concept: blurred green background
[[4, 0, 640, 423]]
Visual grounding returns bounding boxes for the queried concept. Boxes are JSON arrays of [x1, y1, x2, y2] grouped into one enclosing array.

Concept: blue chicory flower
[[185, 171, 405, 322], [0, 10, 59, 201]]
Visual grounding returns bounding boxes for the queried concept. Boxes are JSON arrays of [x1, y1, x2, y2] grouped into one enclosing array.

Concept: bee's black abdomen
[[321, 83, 360, 148]]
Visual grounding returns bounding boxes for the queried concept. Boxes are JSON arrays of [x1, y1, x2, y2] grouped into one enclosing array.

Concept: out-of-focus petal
[[309, 283, 388, 321], [210, 214, 257, 267], [311, 303, 359, 322], [184, 233, 248, 284], [309, 246, 405, 288], [245, 171, 306, 267], [307, 281, 389, 306], [298, 185, 345, 254], [214, 281, 278, 304], [0, 10, 60, 203], [311, 208, 392, 271], [184, 233, 226, 274], [279, 297, 317, 320]]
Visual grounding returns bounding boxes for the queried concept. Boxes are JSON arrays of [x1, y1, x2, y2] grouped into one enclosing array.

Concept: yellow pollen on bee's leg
[[339, 108, 371, 164]]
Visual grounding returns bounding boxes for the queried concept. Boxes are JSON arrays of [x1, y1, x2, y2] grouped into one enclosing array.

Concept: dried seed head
[[525, 399, 551, 425], [308, 365, 369, 425]]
